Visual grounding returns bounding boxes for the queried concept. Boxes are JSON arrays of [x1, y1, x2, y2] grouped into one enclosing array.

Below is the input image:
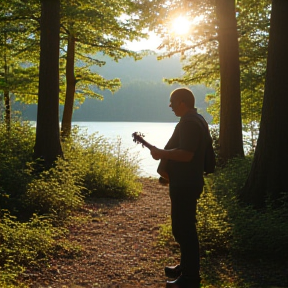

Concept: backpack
[[186, 113, 216, 174]]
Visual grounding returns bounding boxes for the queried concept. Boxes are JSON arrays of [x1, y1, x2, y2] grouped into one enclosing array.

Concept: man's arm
[[151, 146, 194, 162]]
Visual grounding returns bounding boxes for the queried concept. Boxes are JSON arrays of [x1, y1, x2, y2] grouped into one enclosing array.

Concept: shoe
[[164, 264, 182, 278], [166, 275, 201, 288]]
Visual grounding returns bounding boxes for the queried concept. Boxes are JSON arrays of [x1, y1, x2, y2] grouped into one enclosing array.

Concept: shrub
[[0, 213, 67, 287], [63, 129, 142, 199], [159, 156, 288, 262], [0, 120, 142, 287], [0, 122, 34, 213], [197, 177, 231, 254], [213, 157, 288, 261], [25, 157, 84, 221]]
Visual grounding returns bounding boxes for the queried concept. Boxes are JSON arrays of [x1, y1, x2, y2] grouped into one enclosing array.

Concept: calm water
[[73, 121, 178, 178]]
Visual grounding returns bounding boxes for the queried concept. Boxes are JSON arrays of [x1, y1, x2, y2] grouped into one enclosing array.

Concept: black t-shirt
[[165, 111, 207, 192]]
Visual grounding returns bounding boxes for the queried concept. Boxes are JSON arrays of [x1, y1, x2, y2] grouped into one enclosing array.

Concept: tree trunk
[[61, 34, 76, 138], [4, 89, 10, 130], [216, 0, 244, 160], [3, 41, 10, 130], [34, 0, 63, 167], [239, 0, 288, 207]]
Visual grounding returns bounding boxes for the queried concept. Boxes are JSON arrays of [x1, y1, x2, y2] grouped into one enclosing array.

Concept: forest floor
[[24, 178, 287, 288]]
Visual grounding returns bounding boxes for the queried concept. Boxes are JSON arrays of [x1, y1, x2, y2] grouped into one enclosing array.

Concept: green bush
[[229, 199, 288, 260], [0, 122, 34, 212], [0, 120, 142, 287], [197, 177, 231, 254], [1, 122, 141, 219], [25, 157, 84, 220], [159, 156, 288, 262], [0, 213, 67, 287], [213, 157, 288, 261], [63, 129, 142, 199]]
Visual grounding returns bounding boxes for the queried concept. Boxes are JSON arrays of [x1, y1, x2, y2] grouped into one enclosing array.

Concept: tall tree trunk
[[216, 0, 244, 160], [34, 0, 63, 167], [61, 34, 76, 138], [3, 40, 10, 130], [239, 0, 288, 207], [4, 89, 10, 130]]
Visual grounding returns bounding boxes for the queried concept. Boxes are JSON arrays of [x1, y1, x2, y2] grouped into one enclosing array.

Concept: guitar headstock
[[132, 132, 153, 150], [132, 132, 145, 147]]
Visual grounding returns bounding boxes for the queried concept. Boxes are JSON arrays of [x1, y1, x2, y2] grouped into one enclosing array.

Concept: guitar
[[132, 132, 154, 150], [132, 132, 169, 185]]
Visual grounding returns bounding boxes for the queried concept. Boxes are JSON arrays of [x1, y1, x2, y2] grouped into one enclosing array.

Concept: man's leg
[[169, 186, 200, 280]]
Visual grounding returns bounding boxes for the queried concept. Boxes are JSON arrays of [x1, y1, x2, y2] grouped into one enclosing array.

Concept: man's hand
[[150, 146, 162, 160]]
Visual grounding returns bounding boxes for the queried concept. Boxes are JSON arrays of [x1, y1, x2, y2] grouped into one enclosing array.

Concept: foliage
[[230, 197, 288, 260], [0, 213, 68, 288], [215, 157, 288, 260], [210, 156, 288, 261], [158, 0, 271, 126], [0, 0, 40, 103], [197, 177, 231, 254], [62, 127, 142, 199], [1, 0, 167, 106], [25, 157, 84, 221], [0, 120, 141, 217], [0, 119, 142, 286], [159, 156, 288, 263], [0, 121, 35, 213]]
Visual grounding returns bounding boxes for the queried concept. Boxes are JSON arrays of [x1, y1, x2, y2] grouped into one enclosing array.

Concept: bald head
[[170, 88, 195, 109]]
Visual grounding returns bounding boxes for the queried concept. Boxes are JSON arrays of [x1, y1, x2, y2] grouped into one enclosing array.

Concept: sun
[[171, 16, 191, 36]]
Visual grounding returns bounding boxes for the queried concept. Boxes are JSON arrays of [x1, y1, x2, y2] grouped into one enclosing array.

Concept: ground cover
[[22, 178, 287, 288]]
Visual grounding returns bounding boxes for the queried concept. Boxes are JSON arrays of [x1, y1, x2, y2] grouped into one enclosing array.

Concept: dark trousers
[[169, 185, 200, 279]]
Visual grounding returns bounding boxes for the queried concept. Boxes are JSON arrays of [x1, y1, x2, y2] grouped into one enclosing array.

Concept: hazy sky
[[125, 32, 162, 52]]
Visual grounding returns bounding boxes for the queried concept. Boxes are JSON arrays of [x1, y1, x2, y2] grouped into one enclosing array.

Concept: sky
[[124, 32, 163, 52], [124, 15, 193, 52]]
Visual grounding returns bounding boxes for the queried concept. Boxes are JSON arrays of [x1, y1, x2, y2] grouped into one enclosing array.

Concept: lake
[[72, 121, 178, 178]]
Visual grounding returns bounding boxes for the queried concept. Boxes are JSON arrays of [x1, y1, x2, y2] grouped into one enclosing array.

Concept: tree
[[237, 0, 270, 125], [158, 0, 244, 159], [34, 0, 63, 166], [0, 2, 40, 126], [60, 0, 166, 137], [164, 0, 271, 125], [239, 0, 288, 207], [0, 27, 12, 128], [216, 0, 244, 159]]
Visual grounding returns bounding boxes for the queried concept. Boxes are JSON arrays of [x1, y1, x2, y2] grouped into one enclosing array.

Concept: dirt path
[[30, 178, 178, 288]]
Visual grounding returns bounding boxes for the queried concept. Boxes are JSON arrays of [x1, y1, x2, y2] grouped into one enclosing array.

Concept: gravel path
[[30, 178, 178, 288]]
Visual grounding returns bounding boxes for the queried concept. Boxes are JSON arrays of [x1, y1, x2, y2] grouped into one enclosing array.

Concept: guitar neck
[[140, 139, 154, 150]]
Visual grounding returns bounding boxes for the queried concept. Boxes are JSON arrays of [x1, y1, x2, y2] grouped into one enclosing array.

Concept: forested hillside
[[16, 54, 214, 122]]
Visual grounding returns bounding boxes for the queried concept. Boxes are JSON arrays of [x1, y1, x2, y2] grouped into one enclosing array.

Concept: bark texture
[[34, 0, 63, 166], [61, 34, 76, 137], [216, 0, 244, 160], [240, 0, 288, 207]]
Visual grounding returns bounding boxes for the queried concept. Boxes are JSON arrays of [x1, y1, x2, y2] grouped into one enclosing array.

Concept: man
[[150, 87, 210, 288]]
